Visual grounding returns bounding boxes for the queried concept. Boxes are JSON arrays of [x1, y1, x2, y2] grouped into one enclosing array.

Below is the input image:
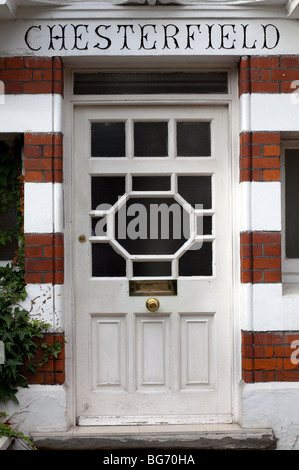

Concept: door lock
[[146, 298, 160, 312]]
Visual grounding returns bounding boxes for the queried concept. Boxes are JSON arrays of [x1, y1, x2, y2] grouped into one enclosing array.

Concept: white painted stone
[[251, 93, 299, 132], [252, 283, 299, 331], [239, 93, 251, 133], [242, 382, 299, 450], [240, 182, 281, 232], [1, 385, 68, 447], [16, 283, 64, 331], [24, 182, 63, 234], [251, 182, 281, 231], [239, 181, 252, 233], [0, 94, 63, 133], [24, 182, 53, 233], [54, 182, 64, 233], [240, 93, 299, 133], [239, 283, 254, 331], [241, 283, 299, 331]]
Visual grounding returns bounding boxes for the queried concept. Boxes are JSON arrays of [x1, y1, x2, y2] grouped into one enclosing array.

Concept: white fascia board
[[240, 93, 299, 133], [240, 181, 281, 232], [0, 94, 63, 133]]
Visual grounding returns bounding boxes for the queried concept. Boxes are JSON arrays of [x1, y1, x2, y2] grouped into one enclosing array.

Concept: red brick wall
[[23, 333, 65, 385], [240, 131, 281, 183], [240, 232, 281, 284], [0, 57, 63, 95], [242, 331, 299, 383], [25, 233, 64, 285], [239, 56, 299, 95], [24, 133, 63, 183]]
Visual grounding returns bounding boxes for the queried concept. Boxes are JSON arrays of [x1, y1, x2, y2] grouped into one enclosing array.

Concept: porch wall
[[239, 55, 299, 383], [0, 56, 66, 384]]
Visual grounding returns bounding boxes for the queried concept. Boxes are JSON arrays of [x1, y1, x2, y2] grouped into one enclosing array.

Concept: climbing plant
[[0, 138, 63, 404]]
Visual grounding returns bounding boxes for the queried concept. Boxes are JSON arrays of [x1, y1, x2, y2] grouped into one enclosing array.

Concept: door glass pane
[[134, 122, 168, 157], [92, 243, 126, 277], [133, 261, 172, 277], [285, 149, 299, 258], [132, 176, 171, 191], [91, 176, 126, 210], [177, 122, 211, 157], [178, 176, 212, 209], [197, 216, 213, 236], [91, 122, 125, 157], [179, 242, 213, 276], [74, 72, 228, 95]]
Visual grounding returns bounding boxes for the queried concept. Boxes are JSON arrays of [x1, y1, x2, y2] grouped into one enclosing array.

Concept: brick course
[[0, 57, 63, 95], [239, 55, 299, 95], [22, 333, 65, 385], [25, 233, 64, 284], [240, 231, 281, 283], [24, 133, 63, 183], [240, 131, 281, 182], [242, 331, 299, 383]]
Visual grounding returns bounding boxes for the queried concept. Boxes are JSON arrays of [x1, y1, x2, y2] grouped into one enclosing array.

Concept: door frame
[[62, 61, 241, 428]]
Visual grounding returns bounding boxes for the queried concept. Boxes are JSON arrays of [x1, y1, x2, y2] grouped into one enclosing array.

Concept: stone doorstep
[[31, 424, 277, 450]]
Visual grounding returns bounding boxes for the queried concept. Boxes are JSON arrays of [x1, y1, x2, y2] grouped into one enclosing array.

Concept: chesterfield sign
[[24, 22, 280, 52], [0, 19, 299, 56]]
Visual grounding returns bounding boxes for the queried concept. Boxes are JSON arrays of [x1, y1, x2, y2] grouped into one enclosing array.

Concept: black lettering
[[185, 24, 201, 50], [24, 25, 42, 51], [47, 24, 67, 50], [262, 24, 280, 50], [117, 25, 134, 50], [71, 24, 89, 50], [219, 24, 236, 49], [206, 24, 215, 50], [138, 24, 157, 50], [163, 24, 180, 49], [241, 24, 257, 49], [94, 25, 112, 50]]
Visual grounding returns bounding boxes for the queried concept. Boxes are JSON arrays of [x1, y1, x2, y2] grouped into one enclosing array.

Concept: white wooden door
[[74, 104, 232, 425]]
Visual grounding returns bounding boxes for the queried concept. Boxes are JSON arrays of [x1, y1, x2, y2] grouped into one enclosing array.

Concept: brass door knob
[[146, 298, 160, 312]]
